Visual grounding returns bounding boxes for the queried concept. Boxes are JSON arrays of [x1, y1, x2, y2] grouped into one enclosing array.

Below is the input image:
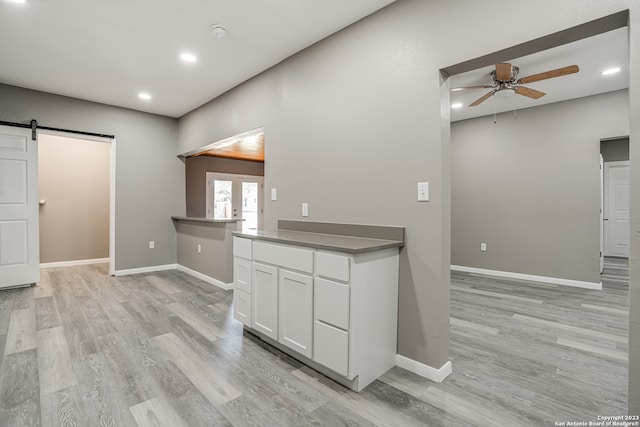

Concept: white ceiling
[[0, 0, 396, 118], [450, 27, 629, 122]]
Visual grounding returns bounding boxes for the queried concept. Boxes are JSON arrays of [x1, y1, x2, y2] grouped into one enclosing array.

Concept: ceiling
[[449, 27, 629, 122], [195, 131, 264, 162], [0, 0, 396, 118]]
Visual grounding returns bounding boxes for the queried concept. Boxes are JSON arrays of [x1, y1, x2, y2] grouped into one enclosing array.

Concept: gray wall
[[0, 83, 184, 271], [185, 156, 264, 217], [175, 220, 238, 283], [601, 137, 630, 162], [177, 0, 640, 410], [39, 134, 110, 263], [451, 90, 629, 283]]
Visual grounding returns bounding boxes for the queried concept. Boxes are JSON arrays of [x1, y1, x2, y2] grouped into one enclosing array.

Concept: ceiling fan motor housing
[[491, 65, 519, 83]]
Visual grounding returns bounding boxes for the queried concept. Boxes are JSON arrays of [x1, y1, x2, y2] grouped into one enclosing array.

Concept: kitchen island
[[232, 220, 404, 391]]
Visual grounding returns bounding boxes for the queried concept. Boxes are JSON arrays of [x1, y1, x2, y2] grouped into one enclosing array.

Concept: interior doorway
[[38, 131, 115, 274]]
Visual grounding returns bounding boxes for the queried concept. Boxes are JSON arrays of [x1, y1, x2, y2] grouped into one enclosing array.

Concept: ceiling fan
[[454, 63, 580, 107]]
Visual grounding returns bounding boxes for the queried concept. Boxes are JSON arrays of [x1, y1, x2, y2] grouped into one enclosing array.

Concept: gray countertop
[[171, 216, 243, 224], [232, 229, 404, 254]]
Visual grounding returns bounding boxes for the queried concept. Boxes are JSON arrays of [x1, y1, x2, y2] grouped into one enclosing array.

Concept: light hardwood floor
[[0, 259, 629, 426]]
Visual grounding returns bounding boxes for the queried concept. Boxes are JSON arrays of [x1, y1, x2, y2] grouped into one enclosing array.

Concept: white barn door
[[0, 125, 39, 288]]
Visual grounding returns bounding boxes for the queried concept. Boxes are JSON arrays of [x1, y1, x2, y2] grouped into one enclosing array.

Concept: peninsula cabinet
[[252, 262, 278, 340], [232, 227, 402, 392], [232, 236, 252, 327]]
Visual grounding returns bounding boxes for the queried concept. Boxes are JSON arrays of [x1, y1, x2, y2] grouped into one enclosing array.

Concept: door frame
[[600, 154, 604, 273], [603, 160, 630, 258], [205, 172, 264, 230], [38, 130, 116, 275]]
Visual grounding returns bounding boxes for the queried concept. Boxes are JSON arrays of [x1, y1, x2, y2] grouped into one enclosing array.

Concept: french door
[[206, 173, 263, 231]]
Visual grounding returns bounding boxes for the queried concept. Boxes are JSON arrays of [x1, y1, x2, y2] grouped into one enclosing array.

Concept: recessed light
[[138, 92, 152, 100], [180, 53, 197, 63], [602, 67, 621, 76], [451, 103, 463, 109]]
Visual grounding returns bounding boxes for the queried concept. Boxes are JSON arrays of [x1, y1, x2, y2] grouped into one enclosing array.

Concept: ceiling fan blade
[[495, 63, 512, 81], [518, 65, 579, 84], [451, 85, 494, 91], [515, 86, 546, 99], [469, 91, 494, 107]]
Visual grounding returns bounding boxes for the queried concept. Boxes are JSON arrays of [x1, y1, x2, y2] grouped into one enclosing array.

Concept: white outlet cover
[[302, 203, 309, 217], [271, 188, 277, 201]]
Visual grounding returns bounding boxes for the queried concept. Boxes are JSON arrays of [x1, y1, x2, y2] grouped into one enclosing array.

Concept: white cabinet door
[[0, 125, 39, 289], [252, 262, 278, 340], [233, 289, 252, 326], [279, 270, 313, 358]]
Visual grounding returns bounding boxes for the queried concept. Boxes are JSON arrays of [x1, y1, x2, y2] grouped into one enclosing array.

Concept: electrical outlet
[[149, 240, 155, 249], [197, 244, 202, 254], [302, 203, 309, 217], [480, 242, 487, 252], [271, 188, 277, 201]]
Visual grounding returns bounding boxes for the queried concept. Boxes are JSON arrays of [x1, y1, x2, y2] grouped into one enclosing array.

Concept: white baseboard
[[177, 265, 233, 291], [114, 264, 177, 276], [396, 355, 452, 383], [41, 258, 110, 269], [451, 265, 602, 290]]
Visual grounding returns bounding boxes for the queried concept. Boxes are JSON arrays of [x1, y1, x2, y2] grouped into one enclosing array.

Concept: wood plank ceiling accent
[[194, 132, 264, 162]]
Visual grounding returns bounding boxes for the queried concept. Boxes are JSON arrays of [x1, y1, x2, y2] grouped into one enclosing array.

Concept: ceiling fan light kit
[[455, 62, 580, 107]]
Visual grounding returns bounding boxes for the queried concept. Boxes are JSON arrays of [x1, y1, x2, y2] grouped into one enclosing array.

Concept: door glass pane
[[242, 182, 258, 231], [214, 180, 233, 219]]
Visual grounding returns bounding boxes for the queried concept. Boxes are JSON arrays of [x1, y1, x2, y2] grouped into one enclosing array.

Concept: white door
[[0, 125, 39, 288], [604, 161, 630, 257], [252, 262, 278, 340], [279, 269, 313, 358]]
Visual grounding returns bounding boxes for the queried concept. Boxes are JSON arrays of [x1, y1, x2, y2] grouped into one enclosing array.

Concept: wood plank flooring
[[0, 259, 629, 426]]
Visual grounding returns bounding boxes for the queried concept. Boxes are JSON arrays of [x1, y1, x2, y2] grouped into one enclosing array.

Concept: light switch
[[418, 182, 429, 202], [302, 203, 309, 217], [271, 188, 277, 201]]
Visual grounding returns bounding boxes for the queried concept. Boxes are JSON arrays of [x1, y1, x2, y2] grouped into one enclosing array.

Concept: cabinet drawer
[[315, 278, 349, 330], [314, 320, 349, 376], [233, 289, 252, 327], [233, 237, 252, 259], [253, 241, 313, 274], [316, 252, 350, 282], [233, 257, 252, 293]]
